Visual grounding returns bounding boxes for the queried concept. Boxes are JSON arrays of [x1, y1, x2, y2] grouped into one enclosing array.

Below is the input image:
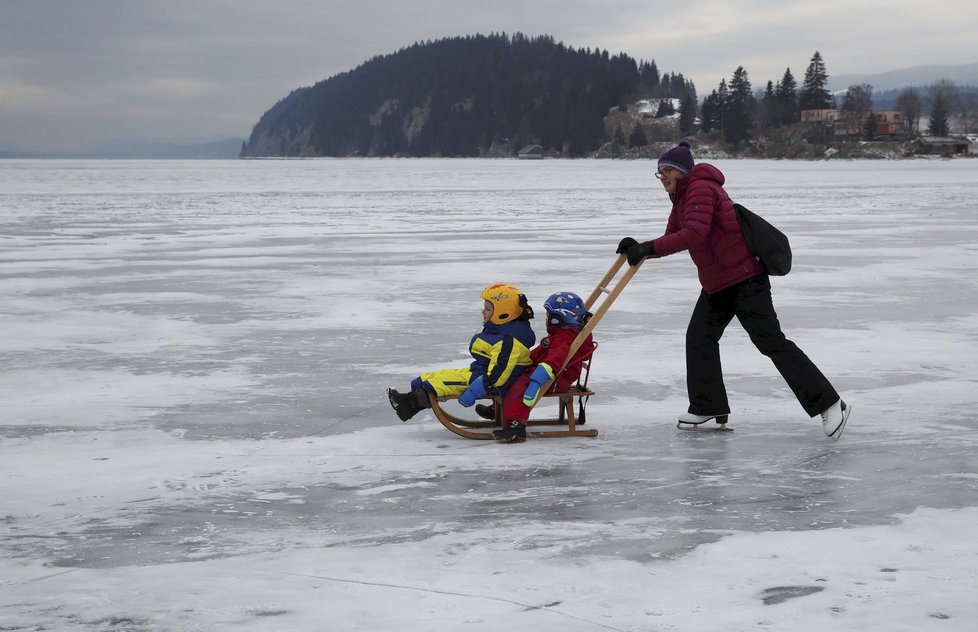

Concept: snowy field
[[1, 157, 977, 631]]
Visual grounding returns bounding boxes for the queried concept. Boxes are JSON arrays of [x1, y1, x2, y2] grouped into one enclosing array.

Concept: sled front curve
[[428, 392, 598, 440]]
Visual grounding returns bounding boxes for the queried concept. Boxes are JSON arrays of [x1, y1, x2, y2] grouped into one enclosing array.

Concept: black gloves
[[617, 236, 655, 266], [626, 241, 655, 266], [616, 237, 638, 254]]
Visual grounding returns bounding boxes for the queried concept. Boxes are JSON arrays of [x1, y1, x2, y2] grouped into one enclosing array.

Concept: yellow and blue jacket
[[469, 319, 536, 392]]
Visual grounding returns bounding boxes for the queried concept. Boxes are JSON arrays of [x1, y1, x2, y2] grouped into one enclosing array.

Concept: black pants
[[686, 274, 838, 417]]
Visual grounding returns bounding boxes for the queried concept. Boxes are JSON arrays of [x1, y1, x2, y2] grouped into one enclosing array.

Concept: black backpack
[[732, 203, 792, 276]]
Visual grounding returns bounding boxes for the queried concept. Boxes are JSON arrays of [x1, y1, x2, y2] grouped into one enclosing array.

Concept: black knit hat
[[657, 140, 694, 174]]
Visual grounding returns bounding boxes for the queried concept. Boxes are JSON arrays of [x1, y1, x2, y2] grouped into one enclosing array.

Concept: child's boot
[[387, 387, 431, 422], [475, 403, 496, 420], [492, 420, 526, 443]]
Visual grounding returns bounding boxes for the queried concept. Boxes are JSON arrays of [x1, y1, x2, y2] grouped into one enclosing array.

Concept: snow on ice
[[1, 157, 977, 631]]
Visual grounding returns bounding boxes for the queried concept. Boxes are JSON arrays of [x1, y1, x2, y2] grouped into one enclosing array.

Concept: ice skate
[[677, 412, 730, 430], [820, 399, 851, 441]]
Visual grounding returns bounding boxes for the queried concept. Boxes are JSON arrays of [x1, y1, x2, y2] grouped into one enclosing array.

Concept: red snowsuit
[[500, 322, 594, 424]]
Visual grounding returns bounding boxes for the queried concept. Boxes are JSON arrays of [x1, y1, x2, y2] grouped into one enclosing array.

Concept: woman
[[618, 141, 851, 439]]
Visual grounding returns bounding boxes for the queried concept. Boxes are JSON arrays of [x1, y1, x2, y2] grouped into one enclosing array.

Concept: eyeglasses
[[654, 167, 676, 180]]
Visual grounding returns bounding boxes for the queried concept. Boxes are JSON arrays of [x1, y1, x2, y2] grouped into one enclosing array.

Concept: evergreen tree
[[928, 90, 950, 136], [724, 66, 755, 145], [716, 79, 729, 133], [655, 99, 676, 117], [628, 123, 649, 147], [700, 89, 722, 133], [928, 79, 957, 136], [639, 60, 660, 96], [865, 112, 878, 140], [679, 92, 698, 135], [761, 80, 780, 129], [799, 51, 833, 110], [776, 68, 799, 125]]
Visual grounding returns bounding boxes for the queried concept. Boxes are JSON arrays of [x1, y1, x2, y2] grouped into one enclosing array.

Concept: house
[[801, 109, 909, 138], [966, 134, 978, 155], [517, 144, 544, 159], [800, 109, 842, 124], [915, 136, 971, 156], [869, 111, 908, 137]]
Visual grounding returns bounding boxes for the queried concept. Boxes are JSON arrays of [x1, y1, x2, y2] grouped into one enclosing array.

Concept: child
[[387, 283, 536, 422], [490, 291, 595, 443]]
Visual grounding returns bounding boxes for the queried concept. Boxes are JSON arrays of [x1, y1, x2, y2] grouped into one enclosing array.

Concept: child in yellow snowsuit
[[387, 283, 536, 421]]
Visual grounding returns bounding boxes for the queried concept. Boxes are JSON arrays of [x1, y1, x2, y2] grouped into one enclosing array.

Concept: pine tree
[[776, 68, 799, 125], [927, 79, 957, 136], [799, 51, 833, 110], [928, 90, 950, 136], [761, 81, 780, 129], [655, 99, 676, 117], [700, 90, 721, 133], [679, 92, 698, 135], [628, 123, 648, 147], [865, 112, 878, 140], [724, 66, 755, 145]]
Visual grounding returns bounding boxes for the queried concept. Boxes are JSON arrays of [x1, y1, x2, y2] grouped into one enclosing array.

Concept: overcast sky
[[2, 0, 977, 152]]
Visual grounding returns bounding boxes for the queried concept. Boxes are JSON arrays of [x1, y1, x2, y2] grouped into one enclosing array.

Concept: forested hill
[[240, 33, 688, 158]]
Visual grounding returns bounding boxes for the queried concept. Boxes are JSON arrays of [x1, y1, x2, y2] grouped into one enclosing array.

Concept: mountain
[[240, 33, 686, 158], [828, 63, 978, 92], [0, 137, 245, 159], [84, 137, 246, 159]]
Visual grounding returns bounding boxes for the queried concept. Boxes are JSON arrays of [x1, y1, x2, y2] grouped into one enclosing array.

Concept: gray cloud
[[2, 0, 976, 151]]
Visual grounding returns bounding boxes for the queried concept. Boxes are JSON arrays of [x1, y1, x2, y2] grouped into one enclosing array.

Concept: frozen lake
[[2, 157, 977, 631]]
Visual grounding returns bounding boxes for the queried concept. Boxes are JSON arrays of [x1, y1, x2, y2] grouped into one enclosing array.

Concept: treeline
[[240, 33, 693, 158], [692, 51, 978, 147]]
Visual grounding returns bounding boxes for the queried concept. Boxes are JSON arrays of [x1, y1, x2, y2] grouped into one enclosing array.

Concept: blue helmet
[[544, 292, 586, 327]]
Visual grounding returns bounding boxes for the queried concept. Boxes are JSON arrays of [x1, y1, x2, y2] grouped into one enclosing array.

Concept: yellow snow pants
[[417, 368, 473, 398]]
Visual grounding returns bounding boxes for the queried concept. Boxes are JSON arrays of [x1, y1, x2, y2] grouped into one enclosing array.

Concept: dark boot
[[475, 403, 496, 420], [387, 387, 431, 422], [492, 420, 526, 443]]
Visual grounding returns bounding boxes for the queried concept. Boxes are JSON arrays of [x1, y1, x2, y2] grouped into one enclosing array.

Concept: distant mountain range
[[0, 137, 244, 160], [828, 63, 978, 92]]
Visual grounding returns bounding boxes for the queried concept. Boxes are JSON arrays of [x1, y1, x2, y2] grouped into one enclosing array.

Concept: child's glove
[[522, 363, 555, 407], [457, 377, 488, 407]]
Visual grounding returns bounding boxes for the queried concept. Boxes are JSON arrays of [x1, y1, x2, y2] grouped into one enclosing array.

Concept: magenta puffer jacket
[[651, 163, 764, 295]]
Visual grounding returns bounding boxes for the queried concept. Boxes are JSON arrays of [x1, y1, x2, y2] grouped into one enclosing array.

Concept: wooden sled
[[428, 351, 598, 440], [429, 254, 643, 440]]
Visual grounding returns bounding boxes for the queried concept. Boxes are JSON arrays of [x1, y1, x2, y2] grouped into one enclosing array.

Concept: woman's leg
[[686, 289, 736, 415], [733, 276, 838, 416]]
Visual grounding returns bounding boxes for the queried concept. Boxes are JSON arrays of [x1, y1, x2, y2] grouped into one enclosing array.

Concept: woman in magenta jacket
[[617, 141, 851, 440]]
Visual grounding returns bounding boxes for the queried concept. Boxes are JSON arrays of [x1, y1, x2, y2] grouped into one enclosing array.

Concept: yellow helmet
[[481, 283, 523, 325]]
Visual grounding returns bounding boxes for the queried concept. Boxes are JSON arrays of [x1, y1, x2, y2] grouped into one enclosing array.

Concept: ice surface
[[1, 157, 977, 631]]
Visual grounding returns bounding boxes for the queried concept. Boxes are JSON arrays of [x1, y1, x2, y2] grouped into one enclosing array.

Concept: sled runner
[[429, 254, 643, 439]]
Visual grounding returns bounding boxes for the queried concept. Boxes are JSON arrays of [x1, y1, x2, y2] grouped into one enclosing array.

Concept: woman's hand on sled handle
[[616, 237, 638, 254], [626, 241, 656, 266]]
